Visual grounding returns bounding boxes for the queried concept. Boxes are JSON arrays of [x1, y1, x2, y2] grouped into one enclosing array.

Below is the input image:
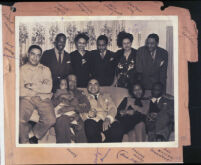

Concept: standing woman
[[113, 31, 138, 88], [70, 33, 92, 88], [116, 82, 150, 142]]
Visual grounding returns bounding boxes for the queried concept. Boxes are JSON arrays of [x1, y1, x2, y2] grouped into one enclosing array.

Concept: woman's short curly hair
[[117, 31, 134, 48], [74, 32, 89, 43]]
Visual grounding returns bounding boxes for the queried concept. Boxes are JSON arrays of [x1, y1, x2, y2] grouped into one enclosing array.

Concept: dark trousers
[[55, 115, 87, 143], [84, 119, 124, 143], [117, 111, 146, 134]]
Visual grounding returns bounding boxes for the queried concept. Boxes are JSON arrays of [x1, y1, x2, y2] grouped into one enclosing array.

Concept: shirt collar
[[151, 97, 161, 103], [89, 93, 100, 99]]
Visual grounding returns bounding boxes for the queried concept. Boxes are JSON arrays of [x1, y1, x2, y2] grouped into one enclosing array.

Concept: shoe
[[29, 136, 38, 144]]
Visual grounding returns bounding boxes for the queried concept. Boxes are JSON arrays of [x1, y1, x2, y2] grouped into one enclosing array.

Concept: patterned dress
[[115, 48, 137, 88]]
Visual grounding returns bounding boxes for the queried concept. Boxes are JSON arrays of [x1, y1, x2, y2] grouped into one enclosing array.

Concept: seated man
[[54, 74, 90, 143], [82, 79, 124, 143], [19, 45, 56, 144], [146, 82, 174, 141]]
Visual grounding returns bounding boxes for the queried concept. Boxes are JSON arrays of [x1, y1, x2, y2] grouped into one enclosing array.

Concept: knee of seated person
[[135, 122, 145, 130], [45, 115, 56, 126], [84, 119, 97, 127]]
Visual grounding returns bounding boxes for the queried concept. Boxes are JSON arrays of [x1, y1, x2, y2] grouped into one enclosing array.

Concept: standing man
[[54, 74, 90, 143], [90, 35, 116, 86], [20, 45, 56, 144], [41, 33, 72, 93], [136, 33, 168, 92], [83, 79, 124, 143]]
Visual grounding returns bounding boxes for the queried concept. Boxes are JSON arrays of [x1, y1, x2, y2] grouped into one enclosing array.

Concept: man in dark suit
[[90, 35, 116, 86], [41, 33, 72, 92], [136, 33, 168, 91], [146, 82, 174, 141]]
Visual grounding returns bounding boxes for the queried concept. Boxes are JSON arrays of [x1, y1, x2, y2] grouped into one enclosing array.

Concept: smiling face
[[146, 37, 158, 52], [133, 84, 143, 99], [97, 39, 107, 53], [76, 38, 87, 51], [122, 38, 132, 51], [55, 36, 66, 52], [87, 79, 100, 95], [28, 48, 42, 66]]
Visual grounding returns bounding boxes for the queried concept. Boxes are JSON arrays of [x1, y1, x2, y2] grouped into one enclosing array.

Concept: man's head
[[151, 82, 164, 98], [67, 74, 77, 91], [87, 79, 100, 95], [27, 45, 42, 66], [54, 33, 67, 52], [146, 33, 159, 52], [97, 35, 108, 53]]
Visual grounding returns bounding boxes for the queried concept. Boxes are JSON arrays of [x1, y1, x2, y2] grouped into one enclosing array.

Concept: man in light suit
[[83, 79, 124, 143], [136, 33, 168, 92], [41, 33, 72, 93]]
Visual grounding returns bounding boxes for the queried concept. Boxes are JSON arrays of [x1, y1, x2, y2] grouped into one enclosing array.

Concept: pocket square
[[160, 60, 164, 67], [110, 57, 114, 61], [66, 61, 71, 64]]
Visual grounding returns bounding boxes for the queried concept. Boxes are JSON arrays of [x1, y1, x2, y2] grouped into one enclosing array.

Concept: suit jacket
[[136, 46, 168, 90], [70, 50, 93, 88], [40, 48, 72, 92], [90, 50, 116, 86], [80, 92, 117, 123], [147, 96, 174, 140]]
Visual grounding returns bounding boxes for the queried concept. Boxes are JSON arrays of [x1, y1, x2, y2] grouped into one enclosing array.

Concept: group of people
[[19, 31, 174, 144]]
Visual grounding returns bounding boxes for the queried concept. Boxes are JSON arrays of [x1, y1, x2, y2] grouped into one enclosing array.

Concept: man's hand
[[147, 112, 158, 121], [24, 83, 33, 89], [103, 118, 111, 131], [58, 106, 75, 114], [88, 109, 97, 118], [126, 110, 135, 116], [120, 110, 127, 116]]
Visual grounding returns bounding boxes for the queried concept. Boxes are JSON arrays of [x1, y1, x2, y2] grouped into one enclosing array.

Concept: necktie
[[94, 94, 98, 100], [134, 98, 143, 107], [58, 51, 62, 64]]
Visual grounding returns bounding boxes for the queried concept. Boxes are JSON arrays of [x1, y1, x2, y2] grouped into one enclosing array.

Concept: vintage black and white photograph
[[15, 16, 178, 147]]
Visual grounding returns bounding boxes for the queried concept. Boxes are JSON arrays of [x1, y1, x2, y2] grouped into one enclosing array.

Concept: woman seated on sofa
[[116, 82, 150, 142]]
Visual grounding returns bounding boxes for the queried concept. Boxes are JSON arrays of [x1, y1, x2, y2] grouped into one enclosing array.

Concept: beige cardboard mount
[[2, 1, 198, 164]]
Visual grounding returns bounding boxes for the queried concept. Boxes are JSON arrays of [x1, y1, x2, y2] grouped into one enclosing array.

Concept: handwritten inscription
[[117, 149, 144, 163], [77, 2, 93, 15], [150, 148, 173, 161], [104, 4, 123, 15], [66, 148, 77, 158], [127, 2, 142, 14], [94, 148, 111, 164], [54, 3, 69, 15]]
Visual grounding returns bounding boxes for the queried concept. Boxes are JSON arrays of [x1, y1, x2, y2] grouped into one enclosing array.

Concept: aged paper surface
[[2, 1, 198, 164]]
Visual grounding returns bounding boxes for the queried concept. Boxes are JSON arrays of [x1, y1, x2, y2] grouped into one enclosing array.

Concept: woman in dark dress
[[70, 33, 92, 87], [116, 82, 150, 142], [113, 31, 138, 88]]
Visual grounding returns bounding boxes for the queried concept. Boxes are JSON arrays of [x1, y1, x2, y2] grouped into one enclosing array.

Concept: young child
[[52, 78, 80, 141]]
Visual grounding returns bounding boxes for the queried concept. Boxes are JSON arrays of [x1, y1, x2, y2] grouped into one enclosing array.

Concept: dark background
[[1, 0, 201, 163]]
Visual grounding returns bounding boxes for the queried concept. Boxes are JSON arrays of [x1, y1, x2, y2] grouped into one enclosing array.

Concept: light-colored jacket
[[20, 63, 53, 100], [80, 92, 117, 123]]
